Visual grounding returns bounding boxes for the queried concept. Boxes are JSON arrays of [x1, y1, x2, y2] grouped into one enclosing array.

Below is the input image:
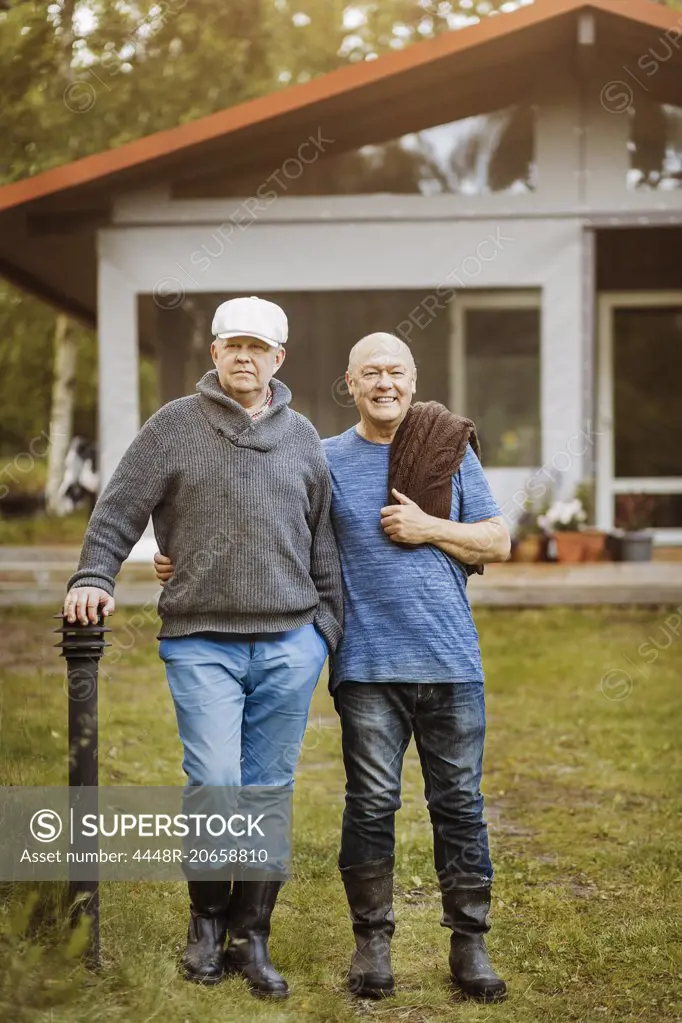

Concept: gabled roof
[[0, 0, 681, 323]]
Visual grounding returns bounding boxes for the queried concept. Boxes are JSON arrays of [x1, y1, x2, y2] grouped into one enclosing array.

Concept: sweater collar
[[196, 369, 292, 451]]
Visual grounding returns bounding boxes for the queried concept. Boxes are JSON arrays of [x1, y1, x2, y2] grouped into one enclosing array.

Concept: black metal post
[[54, 613, 110, 969]]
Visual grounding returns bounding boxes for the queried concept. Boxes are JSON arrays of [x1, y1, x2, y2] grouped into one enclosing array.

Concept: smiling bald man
[[323, 332, 510, 1003]]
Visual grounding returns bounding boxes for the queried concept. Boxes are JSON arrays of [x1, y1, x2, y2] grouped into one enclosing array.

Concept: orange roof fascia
[[589, 0, 682, 35], [0, 0, 679, 214]]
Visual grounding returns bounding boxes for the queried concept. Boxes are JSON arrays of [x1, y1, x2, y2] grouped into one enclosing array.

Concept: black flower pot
[[607, 531, 654, 562]]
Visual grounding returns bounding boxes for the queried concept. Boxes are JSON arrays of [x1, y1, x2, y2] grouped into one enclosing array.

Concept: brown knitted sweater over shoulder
[[388, 401, 484, 576]]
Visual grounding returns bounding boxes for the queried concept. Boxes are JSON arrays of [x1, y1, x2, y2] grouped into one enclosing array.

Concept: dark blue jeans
[[335, 682, 493, 884]]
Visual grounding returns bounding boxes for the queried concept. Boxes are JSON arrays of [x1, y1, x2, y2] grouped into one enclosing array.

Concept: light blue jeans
[[159, 624, 328, 788]]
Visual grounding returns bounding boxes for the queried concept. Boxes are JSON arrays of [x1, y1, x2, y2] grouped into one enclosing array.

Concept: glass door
[[597, 293, 682, 542]]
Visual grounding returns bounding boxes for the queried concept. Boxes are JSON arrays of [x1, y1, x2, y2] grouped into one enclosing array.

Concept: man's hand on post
[[153, 552, 175, 586], [63, 587, 115, 625]]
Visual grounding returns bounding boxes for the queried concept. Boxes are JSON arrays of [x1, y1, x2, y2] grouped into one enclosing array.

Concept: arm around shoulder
[[307, 449, 343, 653]]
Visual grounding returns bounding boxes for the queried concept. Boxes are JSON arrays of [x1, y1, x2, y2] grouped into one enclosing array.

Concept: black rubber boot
[[340, 857, 395, 999], [224, 880, 288, 998], [182, 879, 231, 984], [441, 878, 507, 1003]]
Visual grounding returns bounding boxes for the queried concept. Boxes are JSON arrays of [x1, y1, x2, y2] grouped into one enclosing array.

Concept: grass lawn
[[0, 511, 90, 546], [0, 606, 680, 1023], [0, 455, 90, 544]]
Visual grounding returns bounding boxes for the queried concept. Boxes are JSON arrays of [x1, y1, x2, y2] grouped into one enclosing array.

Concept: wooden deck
[[468, 562, 682, 606], [0, 546, 680, 608]]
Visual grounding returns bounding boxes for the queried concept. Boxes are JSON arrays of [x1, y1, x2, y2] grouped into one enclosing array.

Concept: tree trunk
[[45, 314, 76, 515]]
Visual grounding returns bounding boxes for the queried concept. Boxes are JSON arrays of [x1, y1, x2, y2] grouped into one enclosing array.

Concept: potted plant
[[538, 497, 587, 563], [608, 494, 655, 562], [574, 479, 607, 562], [511, 495, 547, 562]]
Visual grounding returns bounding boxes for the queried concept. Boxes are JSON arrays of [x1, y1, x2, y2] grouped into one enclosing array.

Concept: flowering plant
[[538, 498, 587, 533], [514, 493, 548, 540]]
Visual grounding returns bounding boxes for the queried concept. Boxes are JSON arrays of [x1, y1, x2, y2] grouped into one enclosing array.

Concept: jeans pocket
[[312, 623, 329, 660]]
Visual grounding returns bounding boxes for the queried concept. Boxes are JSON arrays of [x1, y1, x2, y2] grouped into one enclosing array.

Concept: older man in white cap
[[63, 296, 343, 997]]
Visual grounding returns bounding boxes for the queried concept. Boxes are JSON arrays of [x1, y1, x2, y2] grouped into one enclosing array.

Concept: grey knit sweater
[[67, 371, 344, 651]]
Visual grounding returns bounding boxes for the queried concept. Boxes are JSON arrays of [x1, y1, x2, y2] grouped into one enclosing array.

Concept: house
[[0, 0, 681, 552]]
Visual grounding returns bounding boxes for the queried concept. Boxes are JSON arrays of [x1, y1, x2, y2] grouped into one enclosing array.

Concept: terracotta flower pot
[[511, 535, 545, 563], [554, 530, 584, 563], [580, 529, 607, 562]]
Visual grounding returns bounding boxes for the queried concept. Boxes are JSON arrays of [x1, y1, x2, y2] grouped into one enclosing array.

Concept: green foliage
[[515, 490, 549, 539], [0, 282, 97, 456], [0, 1, 522, 188], [574, 478, 595, 526], [0, 284, 56, 453]]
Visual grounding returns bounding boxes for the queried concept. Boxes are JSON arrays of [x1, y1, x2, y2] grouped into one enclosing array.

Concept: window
[[628, 102, 682, 191], [174, 105, 537, 199], [613, 306, 682, 478], [615, 494, 682, 530], [455, 301, 541, 468]]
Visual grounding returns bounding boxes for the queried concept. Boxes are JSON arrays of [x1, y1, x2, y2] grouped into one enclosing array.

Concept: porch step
[[0, 546, 159, 608], [468, 563, 682, 605]]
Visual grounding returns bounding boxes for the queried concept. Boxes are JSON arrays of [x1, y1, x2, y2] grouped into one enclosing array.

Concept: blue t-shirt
[[323, 428, 500, 687]]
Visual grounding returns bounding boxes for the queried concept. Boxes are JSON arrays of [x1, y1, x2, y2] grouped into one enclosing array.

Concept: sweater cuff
[[66, 572, 115, 597], [314, 609, 343, 655]]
